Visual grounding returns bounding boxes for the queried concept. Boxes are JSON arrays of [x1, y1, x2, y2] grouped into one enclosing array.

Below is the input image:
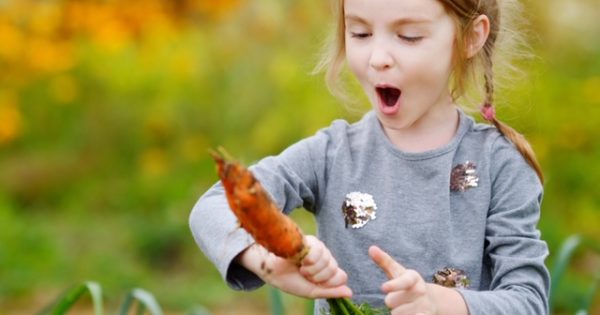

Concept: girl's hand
[[299, 235, 349, 287], [369, 245, 437, 315], [239, 235, 352, 299]]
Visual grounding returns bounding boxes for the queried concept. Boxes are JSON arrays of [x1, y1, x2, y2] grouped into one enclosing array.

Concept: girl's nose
[[369, 43, 395, 71]]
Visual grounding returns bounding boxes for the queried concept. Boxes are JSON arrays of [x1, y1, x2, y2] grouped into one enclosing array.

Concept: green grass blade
[[341, 298, 366, 315], [550, 234, 583, 312], [269, 287, 285, 315], [119, 292, 135, 315], [326, 298, 342, 315], [37, 281, 103, 315], [577, 273, 600, 314], [305, 299, 314, 315], [335, 299, 351, 315], [118, 288, 163, 315], [136, 302, 146, 315], [85, 282, 104, 315]]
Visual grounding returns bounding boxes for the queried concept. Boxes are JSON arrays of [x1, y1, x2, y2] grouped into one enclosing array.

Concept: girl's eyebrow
[[344, 14, 432, 26]]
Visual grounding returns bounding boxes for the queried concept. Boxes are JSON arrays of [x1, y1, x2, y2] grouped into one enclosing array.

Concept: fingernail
[[345, 287, 353, 297]]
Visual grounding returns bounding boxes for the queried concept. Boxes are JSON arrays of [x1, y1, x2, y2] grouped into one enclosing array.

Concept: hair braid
[[481, 39, 544, 183], [483, 51, 494, 105]]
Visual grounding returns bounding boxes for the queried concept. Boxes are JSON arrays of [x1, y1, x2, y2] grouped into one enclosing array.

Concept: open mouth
[[376, 87, 401, 107]]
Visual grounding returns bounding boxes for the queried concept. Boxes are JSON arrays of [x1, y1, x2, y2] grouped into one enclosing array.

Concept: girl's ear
[[466, 14, 490, 58]]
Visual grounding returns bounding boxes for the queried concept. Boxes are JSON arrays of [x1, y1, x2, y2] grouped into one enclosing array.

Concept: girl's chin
[[375, 112, 410, 131]]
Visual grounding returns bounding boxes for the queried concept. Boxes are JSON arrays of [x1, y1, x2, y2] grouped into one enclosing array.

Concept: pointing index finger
[[369, 245, 406, 279]]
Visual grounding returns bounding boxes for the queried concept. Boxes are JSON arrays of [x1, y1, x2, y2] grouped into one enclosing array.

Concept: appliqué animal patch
[[433, 267, 470, 288], [341, 192, 377, 229], [450, 161, 479, 192]]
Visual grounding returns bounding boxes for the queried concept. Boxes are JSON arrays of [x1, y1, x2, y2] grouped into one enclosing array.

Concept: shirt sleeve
[[459, 135, 550, 314], [188, 130, 330, 290]]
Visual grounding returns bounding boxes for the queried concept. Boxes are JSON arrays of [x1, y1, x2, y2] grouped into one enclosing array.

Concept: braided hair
[[438, 0, 543, 182]]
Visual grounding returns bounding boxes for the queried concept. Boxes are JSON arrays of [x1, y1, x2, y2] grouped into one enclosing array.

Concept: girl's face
[[344, 0, 457, 132]]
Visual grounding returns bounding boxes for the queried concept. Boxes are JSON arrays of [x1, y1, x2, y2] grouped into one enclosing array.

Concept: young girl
[[190, 0, 550, 314]]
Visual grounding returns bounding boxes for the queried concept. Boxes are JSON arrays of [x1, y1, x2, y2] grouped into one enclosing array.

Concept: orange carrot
[[210, 148, 308, 264], [210, 149, 378, 313]]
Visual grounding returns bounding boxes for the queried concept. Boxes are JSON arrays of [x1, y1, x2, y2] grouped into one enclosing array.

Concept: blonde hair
[[314, 0, 543, 183]]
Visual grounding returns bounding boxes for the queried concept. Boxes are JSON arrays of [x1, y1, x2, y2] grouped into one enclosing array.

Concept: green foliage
[[550, 235, 584, 311], [118, 288, 163, 315], [38, 281, 199, 315], [550, 235, 600, 314], [270, 287, 286, 315], [37, 281, 103, 315], [578, 275, 599, 315], [324, 298, 387, 315]]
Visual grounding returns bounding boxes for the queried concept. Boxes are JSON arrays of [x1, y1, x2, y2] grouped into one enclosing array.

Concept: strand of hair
[[492, 118, 545, 183]]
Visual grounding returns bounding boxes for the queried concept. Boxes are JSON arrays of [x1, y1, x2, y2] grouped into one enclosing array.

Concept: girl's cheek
[[345, 53, 363, 77], [347, 47, 371, 70]]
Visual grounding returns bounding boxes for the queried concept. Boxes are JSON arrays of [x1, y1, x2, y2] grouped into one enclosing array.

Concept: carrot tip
[[208, 146, 236, 162], [208, 149, 222, 162]]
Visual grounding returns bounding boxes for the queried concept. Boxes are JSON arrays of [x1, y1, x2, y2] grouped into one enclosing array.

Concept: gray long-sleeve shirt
[[190, 109, 550, 314]]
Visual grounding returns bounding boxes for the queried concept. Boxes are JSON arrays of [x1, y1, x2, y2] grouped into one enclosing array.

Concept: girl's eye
[[350, 32, 371, 39], [398, 35, 423, 43]]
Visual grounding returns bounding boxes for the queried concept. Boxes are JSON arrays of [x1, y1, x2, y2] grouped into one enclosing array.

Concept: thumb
[[369, 245, 406, 279]]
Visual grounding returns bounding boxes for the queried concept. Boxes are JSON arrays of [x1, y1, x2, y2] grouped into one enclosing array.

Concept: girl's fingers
[[310, 259, 341, 283], [301, 236, 337, 277], [297, 236, 351, 291], [319, 267, 349, 287], [384, 284, 427, 309], [300, 254, 330, 276], [301, 248, 337, 276], [369, 245, 431, 313], [307, 284, 353, 299], [369, 245, 406, 279], [385, 290, 407, 310], [382, 269, 423, 293], [301, 236, 326, 265]]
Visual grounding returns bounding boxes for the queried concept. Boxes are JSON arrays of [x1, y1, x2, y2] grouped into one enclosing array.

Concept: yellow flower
[[0, 22, 24, 62], [28, 1, 61, 37], [139, 148, 170, 178], [26, 38, 76, 73]]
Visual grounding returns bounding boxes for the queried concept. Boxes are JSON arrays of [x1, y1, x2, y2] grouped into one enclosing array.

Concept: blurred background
[[0, 0, 598, 314]]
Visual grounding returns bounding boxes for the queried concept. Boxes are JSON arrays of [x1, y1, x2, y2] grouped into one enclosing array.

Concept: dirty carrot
[[210, 148, 308, 264], [210, 148, 386, 314]]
